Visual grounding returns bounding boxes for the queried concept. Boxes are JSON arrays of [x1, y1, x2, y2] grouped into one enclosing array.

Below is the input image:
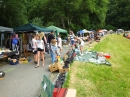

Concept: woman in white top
[[57, 35, 62, 52], [32, 35, 38, 64], [35, 34, 45, 68], [74, 36, 84, 54]]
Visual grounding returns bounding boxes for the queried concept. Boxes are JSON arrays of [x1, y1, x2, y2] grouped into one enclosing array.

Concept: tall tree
[[106, 0, 130, 30], [42, 0, 109, 31], [0, 0, 28, 27]]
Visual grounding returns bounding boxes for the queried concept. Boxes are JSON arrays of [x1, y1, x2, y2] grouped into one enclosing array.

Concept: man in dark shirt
[[48, 31, 55, 53], [48, 31, 55, 44]]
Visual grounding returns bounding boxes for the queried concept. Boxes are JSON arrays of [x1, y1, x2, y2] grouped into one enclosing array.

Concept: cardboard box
[[66, 89, 76, 97], [59, 64, 70, 73], [59, 68, 70, 73], [49, 62, 61, 72], [64, 55, 68, 61]]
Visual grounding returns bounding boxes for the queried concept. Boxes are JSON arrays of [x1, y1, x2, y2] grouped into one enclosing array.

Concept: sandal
[[35, 66, 39, 68], [42, 64, 44, 67], [34, 61, 37, 64]]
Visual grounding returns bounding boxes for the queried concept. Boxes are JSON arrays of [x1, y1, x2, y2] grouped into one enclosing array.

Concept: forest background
[[0, 0, 129, 32]]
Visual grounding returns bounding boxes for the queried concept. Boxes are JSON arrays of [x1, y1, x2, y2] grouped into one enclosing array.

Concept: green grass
[[63, 34, 130, 97]]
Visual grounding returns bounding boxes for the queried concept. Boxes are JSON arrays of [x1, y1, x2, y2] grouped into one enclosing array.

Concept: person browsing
[[35, 34, 45, 68], [32, 34, 38, 64]]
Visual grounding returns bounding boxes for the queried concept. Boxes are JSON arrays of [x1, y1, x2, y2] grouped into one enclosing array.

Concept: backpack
[[12, 38, 18, 45]]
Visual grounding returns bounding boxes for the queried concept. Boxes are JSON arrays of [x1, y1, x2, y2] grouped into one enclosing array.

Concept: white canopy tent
[[82, 29, 92, 33], [0, 26, 13, 47]]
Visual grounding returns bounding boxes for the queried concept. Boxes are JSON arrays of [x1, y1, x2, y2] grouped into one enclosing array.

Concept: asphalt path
[[0, 45, 70, 97]]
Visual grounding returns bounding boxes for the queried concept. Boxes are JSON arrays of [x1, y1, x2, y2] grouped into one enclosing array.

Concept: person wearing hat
[[48, 31, 55, 53], [50, 39, 58, 63]]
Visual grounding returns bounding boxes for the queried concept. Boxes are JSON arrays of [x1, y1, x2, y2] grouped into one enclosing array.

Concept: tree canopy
[[0, 0, 129, 32]]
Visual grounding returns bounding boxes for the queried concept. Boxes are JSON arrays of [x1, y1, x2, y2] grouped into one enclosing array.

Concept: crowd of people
[[31, 31, 62, 68], [31, 29, 119, 68], [31, 30, 86, 68], [4, 29, 124, 68]]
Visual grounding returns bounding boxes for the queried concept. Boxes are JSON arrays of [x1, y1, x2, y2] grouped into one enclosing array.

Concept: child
[[50, 39, 58, 63]]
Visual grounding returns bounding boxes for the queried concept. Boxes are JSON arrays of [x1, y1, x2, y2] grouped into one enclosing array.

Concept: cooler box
[[53, 88, 76, 97]]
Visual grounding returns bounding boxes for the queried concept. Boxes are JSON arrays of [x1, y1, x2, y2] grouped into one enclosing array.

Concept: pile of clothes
[[74, 50, 111, 66]]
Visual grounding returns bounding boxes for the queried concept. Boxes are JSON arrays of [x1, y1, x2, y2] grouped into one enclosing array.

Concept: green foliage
[[106, 0, 130, 30], [0, 0, 28, 27], [105, 24, 117, 30], [42, 0, 109, 30], [0, 0, 109, 30], [45, 22, 55, 27], [31, 17, 43, 27]]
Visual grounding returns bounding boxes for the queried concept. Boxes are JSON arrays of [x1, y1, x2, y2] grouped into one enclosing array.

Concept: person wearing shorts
[[35, 34, 45, 68], [74, 36, 84, 54], [32, 35, 38, 64], [69, 31, 75, 49]]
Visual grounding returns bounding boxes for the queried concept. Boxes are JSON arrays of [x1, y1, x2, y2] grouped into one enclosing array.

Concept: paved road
[[0, 45, 70, 97]]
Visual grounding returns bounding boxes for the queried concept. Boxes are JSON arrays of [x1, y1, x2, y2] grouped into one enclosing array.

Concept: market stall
[[14, 23, 53, 57], [0, 26, 19, 60]]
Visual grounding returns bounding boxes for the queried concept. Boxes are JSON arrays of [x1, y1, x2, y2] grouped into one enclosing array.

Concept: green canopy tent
[[47, 25, 67, 37], [14, 23, 52, 33]]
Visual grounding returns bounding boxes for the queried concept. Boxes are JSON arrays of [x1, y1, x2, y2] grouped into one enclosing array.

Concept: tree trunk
[[61, 18, 65, 29]]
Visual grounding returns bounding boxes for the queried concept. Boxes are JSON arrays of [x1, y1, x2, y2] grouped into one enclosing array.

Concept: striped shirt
[[70, 34, 74, 41]]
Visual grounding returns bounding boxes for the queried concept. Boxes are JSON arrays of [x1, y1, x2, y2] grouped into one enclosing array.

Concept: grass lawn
[[63, 34, 130, 97]]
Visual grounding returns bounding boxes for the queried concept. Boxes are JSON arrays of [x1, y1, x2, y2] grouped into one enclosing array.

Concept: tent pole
[[20, 33, 22, 57], [0, 33, 2, 47]]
